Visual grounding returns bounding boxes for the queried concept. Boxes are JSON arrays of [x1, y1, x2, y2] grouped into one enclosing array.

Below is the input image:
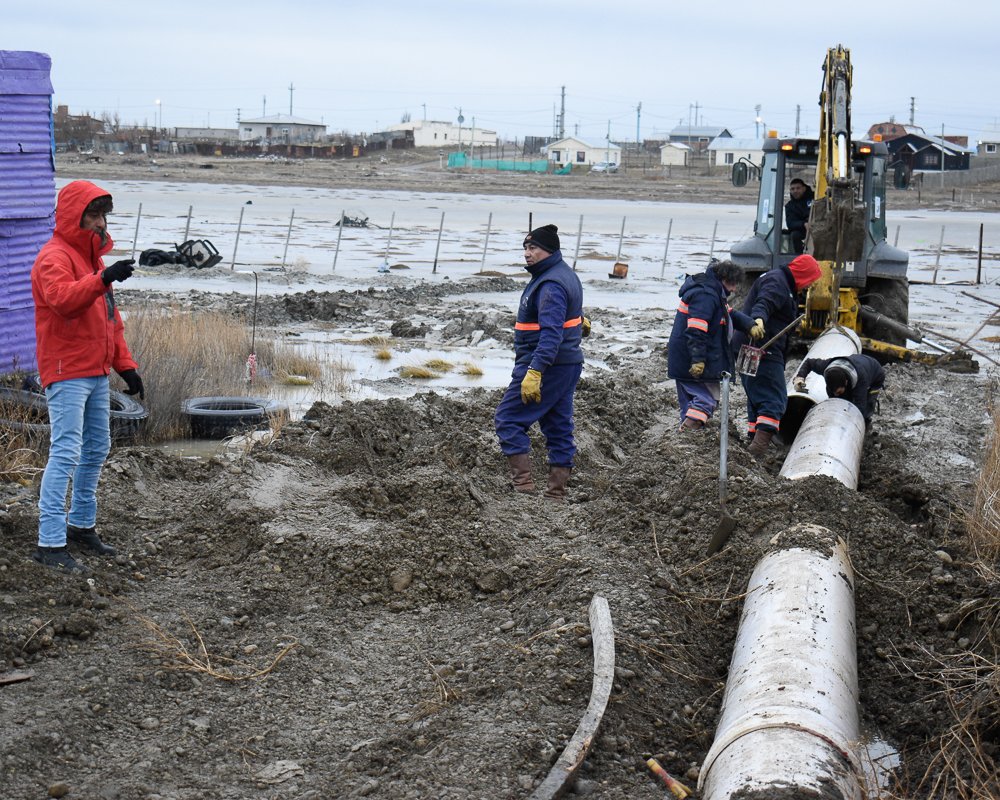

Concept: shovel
[[707, 372, 736, 555], [735, 314, 806, 377]]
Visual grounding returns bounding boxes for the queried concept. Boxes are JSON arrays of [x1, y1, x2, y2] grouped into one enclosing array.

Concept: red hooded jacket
[[31, 180, 138, 388]]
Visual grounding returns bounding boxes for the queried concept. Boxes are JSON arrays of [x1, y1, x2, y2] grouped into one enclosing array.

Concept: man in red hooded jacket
[[31, 180, 144, 573]]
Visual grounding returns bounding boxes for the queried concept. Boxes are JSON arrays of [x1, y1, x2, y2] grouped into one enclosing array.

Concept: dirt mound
[[0, 344, 994, 798]]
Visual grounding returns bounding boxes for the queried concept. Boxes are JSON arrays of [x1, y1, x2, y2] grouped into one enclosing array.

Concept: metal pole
[[660, 219, 673, 278], [332, 209, 344, 271], [572, 214, 583, 271], [976, 223, 984, 285], [281, 208, 295, 269], [479, 212, 493, 273], [432, 211, 444, 274], [709, 220, 718, 259], [893, 224, 900, 247], [230, 206, 245, 271], [932, 224, 945, 283], [379, 212, 395, 273], [615, 217, 626, 262], [130, 203, 142, 261], [183, 205, 192, 242]]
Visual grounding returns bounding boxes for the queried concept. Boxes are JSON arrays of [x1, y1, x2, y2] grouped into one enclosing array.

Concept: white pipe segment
[[698, 526, 863, 800], [780, 326, 862, 445], [779, 398, 866, 489]]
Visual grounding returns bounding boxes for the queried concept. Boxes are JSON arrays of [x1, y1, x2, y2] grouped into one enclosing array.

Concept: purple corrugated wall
[[0, 50, 55, 376]]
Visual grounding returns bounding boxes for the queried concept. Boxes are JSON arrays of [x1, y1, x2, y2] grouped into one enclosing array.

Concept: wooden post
[[281, 208, 295, 269], [230, 206, 245, 271], [332, 210, 344, 271], [432, 211, 445, 274], [572, 214, 583, 271], [479, 212, 493, 273], [130, 203, 142, 261], [660, 219, 673, 279]]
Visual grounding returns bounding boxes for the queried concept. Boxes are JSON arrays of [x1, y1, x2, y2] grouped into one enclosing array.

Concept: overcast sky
[[7, 1, 999, 144]]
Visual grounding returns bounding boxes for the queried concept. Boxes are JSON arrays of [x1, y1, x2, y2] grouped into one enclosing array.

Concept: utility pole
[[636, 102, 642, 150], [909, 97, 916, 126], [559, 85, 566, 139], [754, 104, 762, 138], [263, 96, 266, 117], [422, 103, 426, 121], [795, 104, 801, 136], [606, 120, 611, 163], [288, 83, 294, 116]]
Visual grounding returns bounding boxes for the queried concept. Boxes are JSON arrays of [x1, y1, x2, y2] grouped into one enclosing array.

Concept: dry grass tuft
[[360, 336, 392, 347], [968, 389, 1000, 561], [375, 349, 392, 361], [399, 366, 440, 380], [137, 613, 297, 682], [424, 358, 454, 372], [459, 362, 484, 377]]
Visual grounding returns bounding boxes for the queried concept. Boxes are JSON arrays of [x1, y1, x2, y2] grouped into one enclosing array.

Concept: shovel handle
[[758, 313, 806, 352]]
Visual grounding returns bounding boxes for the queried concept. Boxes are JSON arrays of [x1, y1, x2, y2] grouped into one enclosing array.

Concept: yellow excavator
[[730, 45, 951, 365]]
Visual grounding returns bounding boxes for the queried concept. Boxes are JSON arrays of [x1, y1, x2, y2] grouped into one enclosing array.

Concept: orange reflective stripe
[[678, 301, 690, 313], [514, 317, 582, 331], [687, 318, 709, 332], [757, 415, 781, 430], [687, 408, 709, 422]]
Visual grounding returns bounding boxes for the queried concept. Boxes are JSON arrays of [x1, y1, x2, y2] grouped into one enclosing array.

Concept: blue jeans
[[38, 376, 111, 547]]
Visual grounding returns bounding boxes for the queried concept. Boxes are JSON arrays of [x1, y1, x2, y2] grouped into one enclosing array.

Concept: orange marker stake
[[645, 758, 692, 799]]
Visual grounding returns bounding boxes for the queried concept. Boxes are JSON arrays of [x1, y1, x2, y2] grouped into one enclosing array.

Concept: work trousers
[[740, 359, 787, 434], [675, 379, 721, 425], [494, 362, 582, 468]]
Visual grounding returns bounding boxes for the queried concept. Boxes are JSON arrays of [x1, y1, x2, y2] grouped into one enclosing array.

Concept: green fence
[[447, 152, 552, 172]]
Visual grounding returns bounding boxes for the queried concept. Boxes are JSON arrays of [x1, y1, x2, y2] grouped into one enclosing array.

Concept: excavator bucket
[[807, 179, 866, 263]]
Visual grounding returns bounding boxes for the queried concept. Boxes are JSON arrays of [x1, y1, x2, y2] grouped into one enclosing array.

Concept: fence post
[[379, 212, 395, 273], [432, 211, 445, 274], [660, 219, 673, 279], [615, 217, 626, 263], [130, 203, 142, 261], [479, 212, 493, 273], [709, 220, 718, 259], [281, 208, 295, 269], [572, 214, 584, 271], [332, 210, 345, 271], [893, 225, 900, 247], [183, 204, 192, 243], [976, 223, 984, 285], [932, 224, 945, 284], [230, 206, 245, 271]]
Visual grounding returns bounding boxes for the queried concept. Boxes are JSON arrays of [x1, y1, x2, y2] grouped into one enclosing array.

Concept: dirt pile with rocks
[[1, 281, 995, 798]]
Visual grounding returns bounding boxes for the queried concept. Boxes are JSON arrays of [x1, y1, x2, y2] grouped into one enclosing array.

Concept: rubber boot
[[544, 466, 572, 502], [506, 453, 535, 494], [679, 417, 704, 432], [67, 524, 117, 557], [748, 428, 775, 460]]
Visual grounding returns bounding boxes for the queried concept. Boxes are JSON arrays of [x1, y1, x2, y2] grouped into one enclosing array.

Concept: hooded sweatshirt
[[31, 180, 137, 388]]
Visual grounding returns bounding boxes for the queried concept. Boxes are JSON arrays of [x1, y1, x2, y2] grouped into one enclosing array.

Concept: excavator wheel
[[861, 277, 909, 347]]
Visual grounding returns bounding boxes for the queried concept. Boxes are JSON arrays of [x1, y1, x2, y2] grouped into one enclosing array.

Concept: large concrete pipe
[[779, 398, 866, 489], [698, 524, 863, 800], [779, 326, 862, 444]]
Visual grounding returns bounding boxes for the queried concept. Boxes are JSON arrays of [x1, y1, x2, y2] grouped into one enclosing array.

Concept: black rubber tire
[[180, 396, 288, 439], [0, 388, 51, 437], [18, 375, 148, 441], [861, 277, 910, 347]]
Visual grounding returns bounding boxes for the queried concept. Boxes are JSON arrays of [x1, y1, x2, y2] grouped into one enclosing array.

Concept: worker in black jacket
[[793, 353, 885, 423], [785, 179, 814, 255]]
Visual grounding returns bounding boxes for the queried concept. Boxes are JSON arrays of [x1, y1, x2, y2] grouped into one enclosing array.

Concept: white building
[[543, 136, 622, 167], [239, 114, 326, 145], [659, 142, 691, 167], [385, 120, 497, 148], [977, 126, 1000, 158], [708, 138, 764, 169]]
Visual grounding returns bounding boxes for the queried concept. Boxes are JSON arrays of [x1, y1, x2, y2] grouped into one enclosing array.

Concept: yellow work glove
[[792, 376, 808, 392], [520, 368, 543, 404], [582, 317, 592, 338], [749, 318, 766, 341], [689, 361, 705, 378]]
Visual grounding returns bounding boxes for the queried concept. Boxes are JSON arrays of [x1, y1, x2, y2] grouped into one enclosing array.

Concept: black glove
[[102, 259, 135, 285], [119, 369, 144, 400]]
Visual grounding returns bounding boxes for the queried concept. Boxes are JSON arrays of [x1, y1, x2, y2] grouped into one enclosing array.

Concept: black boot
[[32, 546, 88, 574], [67, 524, 117, 557], [748, 428, 775, 460]]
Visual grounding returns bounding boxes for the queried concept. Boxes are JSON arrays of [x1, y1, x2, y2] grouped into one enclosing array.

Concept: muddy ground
[[1, 159, 999, 799]]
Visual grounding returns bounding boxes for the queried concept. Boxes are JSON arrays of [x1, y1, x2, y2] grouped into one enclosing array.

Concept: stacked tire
[[180, 396, 288, 439]]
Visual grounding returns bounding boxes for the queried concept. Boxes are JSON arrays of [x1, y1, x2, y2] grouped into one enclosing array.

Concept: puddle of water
[[858, 735, 902, 795]]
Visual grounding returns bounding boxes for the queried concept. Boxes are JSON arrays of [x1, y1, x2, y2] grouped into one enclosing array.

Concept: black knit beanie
[[824, 359, 857, 396], [523, 224, 560, 253]]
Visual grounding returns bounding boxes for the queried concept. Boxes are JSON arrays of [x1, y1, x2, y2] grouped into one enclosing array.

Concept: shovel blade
[[707, 513, 737, 556]]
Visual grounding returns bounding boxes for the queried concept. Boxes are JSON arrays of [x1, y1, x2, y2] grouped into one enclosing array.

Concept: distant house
[[659, 142, 690, 167], [239, 114, 326, 145], [543, 137, 621, 166], [976, 126, 1000, 158], [707, 138, 763, 169], [174, 126, 239, 141], [668, 125, 732, 153], [865, 121, 925, 141], [385, 120, 496, 149], [886, 132, 973, 173]]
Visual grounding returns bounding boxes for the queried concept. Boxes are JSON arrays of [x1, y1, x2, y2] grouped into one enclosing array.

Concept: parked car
[[590, 161, 619, 173]]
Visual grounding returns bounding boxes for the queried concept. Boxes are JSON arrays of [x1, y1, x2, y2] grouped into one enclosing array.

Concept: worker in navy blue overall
[[731, 254, 822, 459], [793, 353, 886, 426], [494, 224, 585, 502], [667, 259, 752, 430]]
